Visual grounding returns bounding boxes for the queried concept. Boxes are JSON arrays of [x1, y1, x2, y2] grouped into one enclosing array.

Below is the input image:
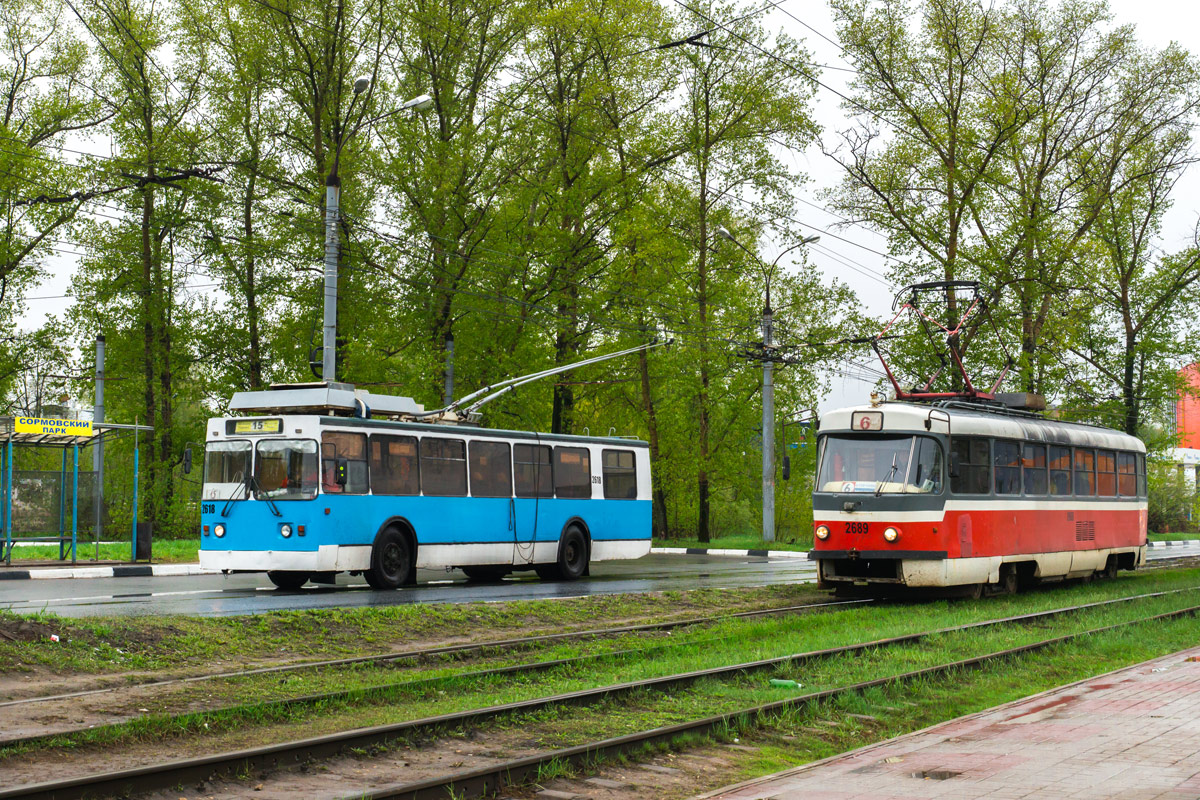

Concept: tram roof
[[821, 401, 1145, 453]]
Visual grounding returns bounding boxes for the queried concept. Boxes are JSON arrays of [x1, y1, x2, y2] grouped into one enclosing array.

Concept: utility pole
[[443, 332, 455, 405], [321, 79, 432, 384], [716, 227, 819, 544], [93, 334, 104, 557], [761, 296, 775, 542]]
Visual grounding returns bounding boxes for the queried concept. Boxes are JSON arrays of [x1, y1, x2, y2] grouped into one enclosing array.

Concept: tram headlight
[[214, 524, 226, 538], [883, 527, 900, 543], [280, 524, 293, 538], [815, 525, 830, 540]]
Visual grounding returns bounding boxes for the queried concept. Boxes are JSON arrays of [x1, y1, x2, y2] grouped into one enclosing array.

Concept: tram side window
[[1073, 448, 1096, 496], [1136, 454, 1147, 497], [993, 441, 1021, 495], [602, 449, 638, 499], [420, 438, 467, 496], [514, 444, 553, 498], [1096, 450, 1117, 497], [554, 447, 592, 498], [950, 437, 991, 494], [469, 441, 512, 498], [369, 435, 419, 495], [1049, 446, 1071, 495], [321, 432, 368, 494], [1117, 452, 1137, 496], [1023, 443, 1048, 495]]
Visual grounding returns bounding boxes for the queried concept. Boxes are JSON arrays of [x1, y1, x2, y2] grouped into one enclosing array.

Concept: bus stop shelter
[[0, 416, 153, 565]]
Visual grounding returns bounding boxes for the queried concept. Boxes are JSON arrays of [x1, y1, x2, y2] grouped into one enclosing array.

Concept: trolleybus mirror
[[782, 455, 791, 481], [335, 458, 348, 486], [183, 447, 193, 475]]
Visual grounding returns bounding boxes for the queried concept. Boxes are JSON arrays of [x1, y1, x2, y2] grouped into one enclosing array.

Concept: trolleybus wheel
[[366, 527, 414, 590], [462, 566, 510, 582], [267, 571, 310, 590], [537, 525, 589, 581]]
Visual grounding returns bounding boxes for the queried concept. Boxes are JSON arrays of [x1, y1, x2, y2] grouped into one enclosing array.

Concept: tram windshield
[[254, 439, 319, 500], [817, 434, 943, 494]]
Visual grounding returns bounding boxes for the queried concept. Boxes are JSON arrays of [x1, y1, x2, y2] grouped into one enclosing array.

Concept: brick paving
[[698, 646, 1200, 800]]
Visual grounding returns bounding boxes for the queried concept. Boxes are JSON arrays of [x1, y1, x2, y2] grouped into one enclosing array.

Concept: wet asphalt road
[[0, 553, 819, 618]]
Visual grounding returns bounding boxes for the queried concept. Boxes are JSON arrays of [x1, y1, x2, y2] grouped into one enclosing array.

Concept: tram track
[[0, 597, 867, 711], [3, 585, 1198, 799]]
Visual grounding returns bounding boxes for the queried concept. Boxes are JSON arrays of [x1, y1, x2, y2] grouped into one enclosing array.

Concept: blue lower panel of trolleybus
[[199, 495, 652, 573]]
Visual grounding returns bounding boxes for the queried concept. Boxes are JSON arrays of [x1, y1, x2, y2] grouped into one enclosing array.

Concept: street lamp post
[[322, 78, 432, 384], [716, 227, 818, 542]]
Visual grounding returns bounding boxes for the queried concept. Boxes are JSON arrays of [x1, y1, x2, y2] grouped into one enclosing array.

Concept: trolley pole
[[93, 334, 104, 559], [761, 299, 775, 543]]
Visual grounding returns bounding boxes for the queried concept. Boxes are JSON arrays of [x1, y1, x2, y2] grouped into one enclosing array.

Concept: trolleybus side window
[[602, 449, 638, 499], [469, 441, 512, 497], [420, 438, 468, 496], [369, 434, 419, 495], [993, 440, 1021, 495], [254, 439, 318, 500], [1022, 443, 1048, 495], [514, 444, 552, 498], [1096, 450, 1117, 497], [204, 440, 250, 484], [321, 432, 368, 494], [1136, 454, 1147, 497], [1049, 446, 1071, 495], [553, 447, 591, 498], [1117, 452, 1136, 497], [1073, 448, 1096, 496], [950, 437, 990, 494]]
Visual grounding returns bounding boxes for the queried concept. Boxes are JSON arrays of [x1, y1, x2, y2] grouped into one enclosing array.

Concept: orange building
[[1179, 364, 1200, 449]]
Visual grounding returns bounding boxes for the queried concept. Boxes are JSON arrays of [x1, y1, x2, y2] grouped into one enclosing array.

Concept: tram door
[[513, 443, 551, 565]]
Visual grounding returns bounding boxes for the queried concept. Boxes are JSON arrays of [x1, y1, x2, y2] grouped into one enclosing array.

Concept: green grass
[[8, 568, 1200, 758], [2, 539, 199, 564], [653, 533, 812, 552], [1149, 531, 1200, 541]]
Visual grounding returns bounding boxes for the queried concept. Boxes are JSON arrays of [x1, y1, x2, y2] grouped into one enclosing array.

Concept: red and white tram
[[809, 400, 1147, 594]]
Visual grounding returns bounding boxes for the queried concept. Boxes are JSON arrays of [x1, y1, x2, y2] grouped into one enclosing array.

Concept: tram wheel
[[267, 571, 310, 590], [999, 566, 1018, 595], [537, 526, 589, 581], [366, 527, 414, 590], [462, 566, 510, 582], [1102, 556, 1119, 580]]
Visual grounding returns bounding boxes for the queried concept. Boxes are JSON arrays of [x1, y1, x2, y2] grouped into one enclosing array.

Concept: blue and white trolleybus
[[198, 382, 652, 589]]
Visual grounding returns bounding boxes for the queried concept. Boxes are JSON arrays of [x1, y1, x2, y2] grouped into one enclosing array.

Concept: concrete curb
[[651, 547, 810, 560], [0, 563, 217, 581], [1147, 539, 1200, 548]]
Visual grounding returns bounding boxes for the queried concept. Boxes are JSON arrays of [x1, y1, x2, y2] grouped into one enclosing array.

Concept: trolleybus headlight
[[883, 527, 900, 543], [214, 524, 226, 538], [815, 525, 830, 540], [280, 524, 293, 538]]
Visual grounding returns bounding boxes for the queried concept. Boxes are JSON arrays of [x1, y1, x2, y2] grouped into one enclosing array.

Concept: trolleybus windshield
[[817, 434, 942, 494], [254, 439, 319, 500]]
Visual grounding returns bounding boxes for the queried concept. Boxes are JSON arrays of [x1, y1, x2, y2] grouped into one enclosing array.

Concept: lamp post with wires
[[322, 78, 432, 383], [717, 226, 819, 542]]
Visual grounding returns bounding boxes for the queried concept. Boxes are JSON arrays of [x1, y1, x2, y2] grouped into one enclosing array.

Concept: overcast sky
[[17, 0, 1198, 415]]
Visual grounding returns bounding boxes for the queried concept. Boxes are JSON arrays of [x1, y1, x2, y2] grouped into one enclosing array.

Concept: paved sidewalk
[[700, 645, 1200, 800]]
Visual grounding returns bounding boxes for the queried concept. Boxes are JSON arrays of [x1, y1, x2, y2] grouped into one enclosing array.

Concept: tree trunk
[[637, 340, 668, 537]]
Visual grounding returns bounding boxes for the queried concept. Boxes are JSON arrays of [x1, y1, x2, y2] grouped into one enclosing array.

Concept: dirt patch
[[0, 617, 61, 644]]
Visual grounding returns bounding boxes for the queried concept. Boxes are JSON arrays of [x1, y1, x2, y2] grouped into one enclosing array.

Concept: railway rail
[[3, 586, 1197, 799]]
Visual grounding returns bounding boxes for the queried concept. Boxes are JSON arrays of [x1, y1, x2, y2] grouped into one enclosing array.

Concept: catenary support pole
[[131, 420, 139, 564], [58, 448, 66, 560], [93, 334, 105, 560], [3, 434, 10, 565], [762, 302, 775, 543], [444, 332, 455, 406], [71, 444, 78, 564], [322, 176, 341, 383]]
